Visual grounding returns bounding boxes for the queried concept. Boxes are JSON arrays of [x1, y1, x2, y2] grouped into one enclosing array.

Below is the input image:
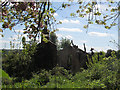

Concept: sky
[[0, 1, 119, 52]]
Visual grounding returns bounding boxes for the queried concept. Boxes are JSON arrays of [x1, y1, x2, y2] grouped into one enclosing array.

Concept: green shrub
[[86, 51, 120, 88], [0, 69, 13, 85], [31, 70, 50, 86], [42, 67, 73, 88], [2, 50, 120, 88], [2, 42, 37, 80], [0, 69, 11, 80], [50, 66, 72, 80]]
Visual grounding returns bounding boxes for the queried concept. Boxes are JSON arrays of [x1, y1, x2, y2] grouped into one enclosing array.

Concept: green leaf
[[95, 20, 99, 24], [50, 8, 53, 11], [78, 1, 82, 4], [51, 9, 55, 13], [88, 8, 92, 12], [43, 38, 48, 43], [103, 22, 106, 25], [111, 8, 117, 12], [0, 34, 4, 37], [0, 28, 3, 32], [79, 14, 84, 17], [9, 26, 12, 30], [1, 34, 4, 37], [118, 6, 120, 11], [83, 25, 88, 29], [22, 36, 26, 44], [79, 14, 84, 18], [76, 10, 80, 13], [23, 31, 28, 34], [62, 3, 66, 8], [59, 21, 62, 24], [2, 19, 4, 22], [98, 12, 101, 16], [105, 26, 111, 29], [109, 0, 114, 3], [86, 10, 89, 14], [110, 23, 116, 26], [24, 22, 27, 26], [79, 6, 82, 8], [70, 13, 76, 16], [88, 21, 93, 24], [92, 1, 97, 5]]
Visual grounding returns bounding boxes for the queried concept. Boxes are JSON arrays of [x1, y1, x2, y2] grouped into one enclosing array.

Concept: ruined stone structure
[[33, 40, 88, 73], [57, 46, 88, 73], [34, 42, 57, 71], [33, 21, 58, 71]]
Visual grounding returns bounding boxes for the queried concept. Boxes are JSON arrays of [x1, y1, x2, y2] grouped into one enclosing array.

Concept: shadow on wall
[[33, 41, 57, 71], [33, 41, 89, 73], [57, 45, 88, 73]]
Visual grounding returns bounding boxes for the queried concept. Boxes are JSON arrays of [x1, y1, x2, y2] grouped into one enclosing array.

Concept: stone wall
[[33, 42, 88, 73], [57, 46, 88, 73], [33, 42, 57, 71]]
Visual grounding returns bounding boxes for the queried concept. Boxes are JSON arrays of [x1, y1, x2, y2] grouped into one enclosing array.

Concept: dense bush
[[2, 42, 37, 81], [2, 46, 120, 88], [50, 66, 72, 79], [86, 51, 120, 88], [31, 70, 50, 86]]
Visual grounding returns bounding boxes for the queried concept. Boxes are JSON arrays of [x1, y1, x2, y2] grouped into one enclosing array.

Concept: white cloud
[[65, 35, 73, 39], [56, 34, 63, 38], [0, 40, 10, 44], [96, 3, 116, 11], [56, 34, 73, 39], [70, 20, 80, 24], [58, 27, 82, 32], [8, 34, 21, 40], [14, 29, 24, 33], [60, 19, 80, 24], [53, 13, 58, 17], [0, 40, 9, 49], [80, 40, 87, 43], [60, 19, 69, 23], [1, 39, 21, 44], [88, 32, 112, 37]]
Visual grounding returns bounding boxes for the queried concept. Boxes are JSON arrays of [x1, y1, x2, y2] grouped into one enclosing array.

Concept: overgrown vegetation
[[1, 1, 120, 89], [2, 48, 120, 88], [2, 42, 37, 81]]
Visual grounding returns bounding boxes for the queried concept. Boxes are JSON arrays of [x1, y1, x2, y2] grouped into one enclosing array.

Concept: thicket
[[2, 42, 37, 81], [2, 45, 120, 88]]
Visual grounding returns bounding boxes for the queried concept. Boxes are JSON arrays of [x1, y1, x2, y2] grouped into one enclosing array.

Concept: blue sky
[[0, 1, 119, 52], [53, 2, 118, 52]]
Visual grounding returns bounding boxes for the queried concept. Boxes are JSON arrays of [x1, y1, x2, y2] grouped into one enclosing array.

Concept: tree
[[49, 32, 58, 45], [1, 1, 60, 42], [62, 0, 120, 29], [60, 38, 71, 49], [1, 0, 120, 39]]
